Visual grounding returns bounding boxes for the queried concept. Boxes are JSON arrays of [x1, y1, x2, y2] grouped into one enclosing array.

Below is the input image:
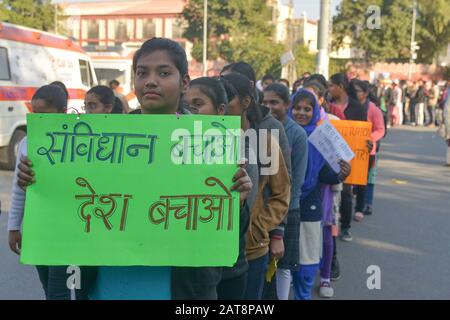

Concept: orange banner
[[329, 120, 372, 186]]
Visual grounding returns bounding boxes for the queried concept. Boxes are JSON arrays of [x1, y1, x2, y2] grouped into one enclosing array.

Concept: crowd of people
[[5, 37, 450, 300]]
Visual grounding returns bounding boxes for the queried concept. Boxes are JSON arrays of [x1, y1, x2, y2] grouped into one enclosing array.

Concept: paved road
[[0, 126, 449, 300], [331, 126, 450, 300], [0, 170, 44, 299]]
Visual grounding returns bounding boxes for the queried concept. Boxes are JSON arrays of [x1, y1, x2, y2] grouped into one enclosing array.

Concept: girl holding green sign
[[16, 38, 253, 300]]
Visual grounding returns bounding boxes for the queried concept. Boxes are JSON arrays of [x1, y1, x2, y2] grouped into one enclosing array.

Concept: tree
[[0, 0, 64, 33], [416, 0, 450, 65], [293, 44, 315, 76], [182, 0, 284, 77], [0, 1, 7, 20], [332, 0, 413, 63], [332, 0, 450, 65], [332, 0, 382, 63]]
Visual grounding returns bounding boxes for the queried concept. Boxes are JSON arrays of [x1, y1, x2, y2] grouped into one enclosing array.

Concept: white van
[[0, 22, 97, 169], [86, 43, 140, 110]]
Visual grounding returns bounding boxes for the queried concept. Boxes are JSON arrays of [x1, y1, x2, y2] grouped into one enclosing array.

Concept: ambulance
[[0, 22, 97, 169]]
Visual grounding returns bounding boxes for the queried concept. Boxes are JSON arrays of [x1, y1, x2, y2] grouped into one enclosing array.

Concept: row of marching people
[[7, 38, 384, 300]]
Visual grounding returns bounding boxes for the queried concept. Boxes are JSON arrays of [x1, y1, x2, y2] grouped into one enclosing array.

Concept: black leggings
[[217, 272, 248, 300], [36, 266, 97, 300]]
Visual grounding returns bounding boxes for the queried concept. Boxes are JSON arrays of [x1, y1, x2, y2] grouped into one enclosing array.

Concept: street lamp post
[[408, 0, 418, 80], [202, 0, 208, 76], [317, 0, 330, 79]]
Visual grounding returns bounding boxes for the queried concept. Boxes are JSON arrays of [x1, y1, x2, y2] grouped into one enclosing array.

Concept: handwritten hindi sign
[[309, 120, 355, 173], [21, 114, 241, 267], [329, 120, 372, 186]]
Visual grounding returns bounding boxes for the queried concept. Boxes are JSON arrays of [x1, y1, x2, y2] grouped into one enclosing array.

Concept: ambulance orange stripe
[[0, 86, 86, 101], [0, 23, 85, 54], [125, 91, 136, 101]]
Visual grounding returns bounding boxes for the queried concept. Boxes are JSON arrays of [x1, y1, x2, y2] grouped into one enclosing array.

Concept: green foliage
[[416, 0, 450, 64], [332, 0, 411, 63], [182, 0, 283, 77], [293, 44, 316, 76], [0, 0, 64, 33], [329, 58, 349, 76], [333, 0, 450, 65]]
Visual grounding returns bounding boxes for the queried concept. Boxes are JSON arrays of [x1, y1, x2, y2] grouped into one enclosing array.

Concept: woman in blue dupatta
[[288, 89, 351, 300]]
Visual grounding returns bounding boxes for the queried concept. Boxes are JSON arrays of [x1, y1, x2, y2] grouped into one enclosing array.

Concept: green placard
[[21, 114, 241, 267]]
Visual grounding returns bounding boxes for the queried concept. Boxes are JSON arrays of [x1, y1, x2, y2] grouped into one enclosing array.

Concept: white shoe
[[319, 282, 334, 298]]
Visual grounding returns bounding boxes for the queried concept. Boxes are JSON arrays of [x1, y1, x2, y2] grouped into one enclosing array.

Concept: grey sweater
[[247, 105, 292, 238]]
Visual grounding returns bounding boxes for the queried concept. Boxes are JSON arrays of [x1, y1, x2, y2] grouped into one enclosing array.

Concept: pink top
[[328, 101, 347, 120], [367, 101, 385, 155]]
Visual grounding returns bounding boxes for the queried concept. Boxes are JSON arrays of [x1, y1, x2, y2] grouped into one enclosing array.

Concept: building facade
[[61, 0, 190, 58]]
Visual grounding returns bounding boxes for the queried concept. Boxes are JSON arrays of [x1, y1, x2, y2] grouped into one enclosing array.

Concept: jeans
[[354, 185, 367, 212], [409, 102, 416, 124], [354, 155, 375, 212], [244, 253, 269, 300], [340, 184, 353, 231], [426, 105, 436, 125], [366, 183, 375, 207], [292, 264, 320, 300], [436, 108, 443, 126]]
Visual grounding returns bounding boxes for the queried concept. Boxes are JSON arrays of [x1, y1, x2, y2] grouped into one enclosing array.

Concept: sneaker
[[340, 229, 353, 242], [319, 281, 334, 298], [364, 206, 373, 216], [331, 258, 341, 281]]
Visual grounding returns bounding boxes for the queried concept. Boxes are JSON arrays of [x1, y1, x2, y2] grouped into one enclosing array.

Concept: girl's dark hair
[[222, 73, 264, 123], [278, 78, 290, 87], [304, 74, 328, 89], [367, 82, 379, 104], [133, 38, 188, 76], [221, 61, 256, 83], [293, 90, 317, 109], [189, 77, 228, 111], [218, 77, 238, 104], [264, 83, 290, 104], [32, 84, 68, 112], [303, 81, 330, 112], [330, 73, 350, 94], [303, 81, 326, 98], [49, 81, 69, 100], [349, 79, 378, 105], [262, 74, 275, 83], [222, 73, 253, 101], [87, 85, 123, 113], [112, 97, 124, 114], [292, 77, 304, 94]]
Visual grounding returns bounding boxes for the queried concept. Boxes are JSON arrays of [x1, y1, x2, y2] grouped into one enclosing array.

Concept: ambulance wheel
[[6, 129, 26, 171]]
